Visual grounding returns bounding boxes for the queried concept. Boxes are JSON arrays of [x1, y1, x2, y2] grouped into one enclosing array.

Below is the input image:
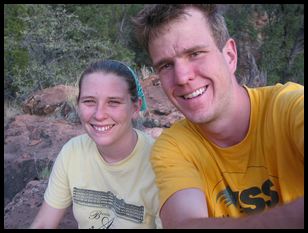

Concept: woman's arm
[[30, 201, 68, 229]]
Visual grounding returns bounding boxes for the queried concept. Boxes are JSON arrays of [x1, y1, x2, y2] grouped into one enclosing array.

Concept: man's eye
[[159, 63, 172, 72], [191, 51, 202, 57]]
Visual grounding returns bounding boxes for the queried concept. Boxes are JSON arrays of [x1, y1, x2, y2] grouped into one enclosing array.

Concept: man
[[132, 4, 304, 228]]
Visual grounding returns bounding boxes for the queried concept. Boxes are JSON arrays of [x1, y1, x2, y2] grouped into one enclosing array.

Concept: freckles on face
[[78, 72, 135, 123], [77, 72, 138, 147]]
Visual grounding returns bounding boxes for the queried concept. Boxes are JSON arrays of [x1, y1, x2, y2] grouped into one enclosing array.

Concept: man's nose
[[173, 60, 194, 85]]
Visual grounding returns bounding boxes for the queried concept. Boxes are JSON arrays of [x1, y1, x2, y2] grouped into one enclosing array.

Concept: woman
[[30, 60, 160, 229]]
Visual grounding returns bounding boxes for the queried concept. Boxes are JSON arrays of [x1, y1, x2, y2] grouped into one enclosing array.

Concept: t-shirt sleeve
[[287, 86, 304, 159], [150, 131, 204, 210], [44, 143, 72, 209]]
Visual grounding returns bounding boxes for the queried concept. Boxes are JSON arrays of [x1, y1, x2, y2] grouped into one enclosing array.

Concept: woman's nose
[[94, 104, 108, 120]]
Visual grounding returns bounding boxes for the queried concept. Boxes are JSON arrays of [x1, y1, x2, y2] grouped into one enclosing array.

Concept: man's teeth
[[183, 87, 206, 99], [93, 125, 113, 132]]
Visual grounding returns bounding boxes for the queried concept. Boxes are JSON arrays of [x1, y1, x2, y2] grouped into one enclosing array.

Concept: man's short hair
[[132, 4, 230, 53]]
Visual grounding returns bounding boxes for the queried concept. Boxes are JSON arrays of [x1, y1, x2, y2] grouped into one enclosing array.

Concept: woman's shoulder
[[55, 133, 96, 165], [61, 133, 95, 153], [135, 129, 155, 145]]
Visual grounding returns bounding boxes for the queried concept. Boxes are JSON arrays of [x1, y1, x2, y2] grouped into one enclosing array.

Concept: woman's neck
[[97, 129, 138, 164]]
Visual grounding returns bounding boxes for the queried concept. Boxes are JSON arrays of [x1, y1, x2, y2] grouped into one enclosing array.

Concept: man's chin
[[183, 112, 211, 124]]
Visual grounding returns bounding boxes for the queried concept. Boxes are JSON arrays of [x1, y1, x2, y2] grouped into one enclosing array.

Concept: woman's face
[[78, 71, 139, 148]]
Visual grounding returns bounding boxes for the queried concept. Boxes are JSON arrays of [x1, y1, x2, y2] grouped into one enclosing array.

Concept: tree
[[259, 4, 304, 85], [5, 4, 122, 101], [223, 4, 266, 87], [4, 4, 29, 100], [63, 4, 137, 63], [223, 4, 304, 86]]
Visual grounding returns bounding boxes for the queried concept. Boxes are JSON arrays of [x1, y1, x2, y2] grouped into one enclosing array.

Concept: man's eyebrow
[[153, 45, 209, 69], [153, 58, 172, 70], [183, 45, 209, 55]]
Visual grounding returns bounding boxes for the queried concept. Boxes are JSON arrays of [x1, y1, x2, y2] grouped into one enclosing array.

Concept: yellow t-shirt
[[151, 82, 304, 218], [44, 129, 161, 229]]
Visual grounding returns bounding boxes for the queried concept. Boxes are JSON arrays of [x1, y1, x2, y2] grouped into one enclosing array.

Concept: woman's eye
[[109, 101, 121, 106], [82, 100, 95, 104]]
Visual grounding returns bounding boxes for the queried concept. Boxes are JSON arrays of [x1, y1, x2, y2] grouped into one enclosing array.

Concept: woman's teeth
[[93, 125, 113, 132]]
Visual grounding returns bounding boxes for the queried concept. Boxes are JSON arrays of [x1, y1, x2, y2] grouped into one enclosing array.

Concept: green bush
[[5, 4, 136, 102]]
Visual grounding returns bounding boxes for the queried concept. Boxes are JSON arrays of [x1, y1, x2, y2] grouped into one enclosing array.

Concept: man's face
[[149, 8, 237, 125]]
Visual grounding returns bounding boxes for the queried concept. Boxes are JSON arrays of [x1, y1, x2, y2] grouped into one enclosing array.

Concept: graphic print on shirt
[[73, 187, 144, 229], [214, 179, 279, 217]]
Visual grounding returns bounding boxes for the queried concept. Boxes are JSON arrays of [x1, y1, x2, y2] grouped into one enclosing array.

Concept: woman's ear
[[132, 98, 142, 119], [223, 38, 238, 74], [75, 103, 82, 122]]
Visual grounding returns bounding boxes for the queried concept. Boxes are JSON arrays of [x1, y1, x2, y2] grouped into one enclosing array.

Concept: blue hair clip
[[125, 65, 147, 112]]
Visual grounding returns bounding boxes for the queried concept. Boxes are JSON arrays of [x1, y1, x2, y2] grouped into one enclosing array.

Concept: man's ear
[[223, 38, 238, 74]]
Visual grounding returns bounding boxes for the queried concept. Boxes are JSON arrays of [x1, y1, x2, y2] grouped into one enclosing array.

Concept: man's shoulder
[[155, 118, 201, 144], [249, 82, 303, 94], [266, 82, 304, 105], [162, 118, 193, 134], [246, 82, 303, 105]]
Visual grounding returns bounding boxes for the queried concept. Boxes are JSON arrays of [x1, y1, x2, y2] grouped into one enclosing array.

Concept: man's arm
[[30, 201, 68, 229], [160, 188, 304, 229], [160, 188, 209, 228]]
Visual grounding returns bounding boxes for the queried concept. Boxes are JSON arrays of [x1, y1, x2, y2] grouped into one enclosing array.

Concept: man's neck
[[198, 86, 251, 148]]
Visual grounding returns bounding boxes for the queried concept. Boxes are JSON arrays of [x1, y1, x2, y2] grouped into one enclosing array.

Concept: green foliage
[[224, 4, 260, 83], [291, 54, 304, 84], [4, 4, 30, 100], [259, 4, 304, 85], [4, 4, 304, 104], [33, 157, 53, 180], [64, 4, 138, 62], [5, 4, 137, 102], [17, 5, 118, 99], [38, 165, 52, 180], [223, 4, 304, 86], [225, 4, 258, 41]]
